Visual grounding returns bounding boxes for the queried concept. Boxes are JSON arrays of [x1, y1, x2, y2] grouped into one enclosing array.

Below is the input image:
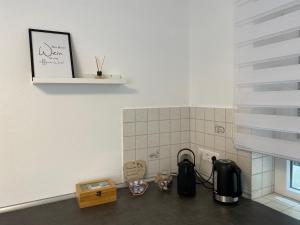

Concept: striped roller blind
[[235, 0, 300, 161]]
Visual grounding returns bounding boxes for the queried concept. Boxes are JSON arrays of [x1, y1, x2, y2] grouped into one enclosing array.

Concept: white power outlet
[[199, 148, 219, 162]]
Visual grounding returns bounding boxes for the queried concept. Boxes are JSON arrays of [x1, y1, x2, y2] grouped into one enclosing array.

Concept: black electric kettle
[[213, 159, 242, 203]]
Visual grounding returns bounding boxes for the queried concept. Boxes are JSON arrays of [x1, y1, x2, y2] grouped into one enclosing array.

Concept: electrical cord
[[195, 169, 213, 189], [195, 156, 216, 190], [195, 169, 212, 184]]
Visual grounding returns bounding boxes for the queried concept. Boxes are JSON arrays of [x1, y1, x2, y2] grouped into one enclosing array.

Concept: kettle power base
[[213, 192, 239, 203]]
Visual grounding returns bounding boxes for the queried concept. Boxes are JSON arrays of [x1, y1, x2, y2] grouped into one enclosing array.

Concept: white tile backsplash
[[171, 157, 177, 173], [190, 119, 196, 131], [123, 109, 135, 123], [214, 122, 226, 137], [136, 148, 147, 161], [160, 133, 171, 146], [135, 122, 148, 135], [135, 109, 148, 122], [160, 120, 171, 133], [205, 108, 214, 121], [238, 150, 252, 158], [170, 108, 180, 120], [181, 142, 191, 149], [225, 109, 234, 123], [251, 189, 263, 199], [124, 150, 135, 163], [171, 144, 181, 158], [181, 119, 190, 131], [171, 132, 181, 145], [215, 108, 226, 122], [204, 134, 214, 148], [237, 154, 252, 175], [159, 108, 170, 120], [171, 119, 181, 132], [160, 145, 171, 158], [136, 135, 148, 149], [252, 173, 262, 191], [160, 158, 171, 172], [215, 136, 226, 151], [148, 108, 159, 121], [214, 149, 225, 159], [181, 131, 190, 143], [148, 134, 159, 147], [190, 131, 196, 143], [225, 138, 236, 153], [242, 173, 251, 194], [252, 152, 263, 159], [252, 157, 263, 175], [196, 119, 205, 132], [225, 123, 233, 138], [225, 152, 237, 162], [261, 186, 273, 196], [148, 147, 160, 161], [123, 123, 135, 137], [190, 107, 196, 119], [262, 171, 273, 188], [147, 160, 159, 177], [180, 107, 190, 119], [196, 107, 205, 119], [196, 132, 205, 146], [263, 156, 274, 172], [148, 121, 159, 134], [123, 107, 253, 198], [123, 136, 135, 150], [205, 121, 215, 134], [251, 153, 275, 199]]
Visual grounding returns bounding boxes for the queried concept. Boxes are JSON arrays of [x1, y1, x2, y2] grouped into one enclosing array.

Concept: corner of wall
[[122, 105, 253, 198]]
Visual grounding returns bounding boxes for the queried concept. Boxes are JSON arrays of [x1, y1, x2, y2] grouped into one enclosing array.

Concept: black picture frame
[[29, 29, 75, 79]]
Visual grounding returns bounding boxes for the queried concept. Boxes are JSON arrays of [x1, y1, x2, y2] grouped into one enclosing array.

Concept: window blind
[[235, 0, 300, 161]]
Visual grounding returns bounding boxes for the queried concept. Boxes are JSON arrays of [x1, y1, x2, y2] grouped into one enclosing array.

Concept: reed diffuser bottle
[[95, 56, 105, 78]]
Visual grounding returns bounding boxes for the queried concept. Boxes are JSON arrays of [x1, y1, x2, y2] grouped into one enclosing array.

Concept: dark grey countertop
[[0, 181, 299, 225]]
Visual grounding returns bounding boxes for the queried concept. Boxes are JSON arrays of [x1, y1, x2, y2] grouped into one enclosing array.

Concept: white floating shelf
[[32, 77, 126, 85]]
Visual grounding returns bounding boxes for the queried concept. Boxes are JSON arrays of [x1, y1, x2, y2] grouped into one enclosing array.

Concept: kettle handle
[[177, 148, 195, 165], [233, 166, 242, 197]]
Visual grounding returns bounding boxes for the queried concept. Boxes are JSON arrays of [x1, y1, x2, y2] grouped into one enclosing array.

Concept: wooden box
[[76, 178, 117, 208]]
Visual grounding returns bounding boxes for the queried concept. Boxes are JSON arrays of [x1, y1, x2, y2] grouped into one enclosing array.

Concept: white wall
[[0, 0, 189, 207], [189, 0, 234, 107]]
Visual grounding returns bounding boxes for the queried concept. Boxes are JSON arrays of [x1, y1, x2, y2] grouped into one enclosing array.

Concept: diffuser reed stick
[[95, 56, 100, 71], [100, 56, 106, 71], [95, 55, 106, 77]]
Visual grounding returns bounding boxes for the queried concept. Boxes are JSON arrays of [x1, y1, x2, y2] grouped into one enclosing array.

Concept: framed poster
[[29, 29, 74, 79]]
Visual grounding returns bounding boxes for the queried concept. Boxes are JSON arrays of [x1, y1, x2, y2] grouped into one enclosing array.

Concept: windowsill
[[254, 193, 300, 220], [288, 187, 300, 195]]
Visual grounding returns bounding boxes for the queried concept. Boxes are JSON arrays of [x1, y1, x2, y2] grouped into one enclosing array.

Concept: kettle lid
[[218, 159, 233, 164]]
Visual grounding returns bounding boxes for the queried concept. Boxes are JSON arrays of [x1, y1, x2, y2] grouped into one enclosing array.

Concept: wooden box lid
[[76, 178, 116, 195]]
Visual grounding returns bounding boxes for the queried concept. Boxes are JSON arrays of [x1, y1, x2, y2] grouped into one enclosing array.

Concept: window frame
[[289, 161, 300, 192], [274, 158, 300, 202]]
